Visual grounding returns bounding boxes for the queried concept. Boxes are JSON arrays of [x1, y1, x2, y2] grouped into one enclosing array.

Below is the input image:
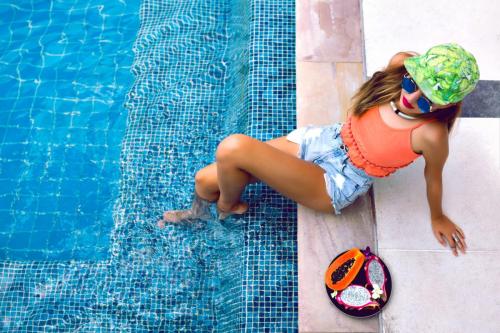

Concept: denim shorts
[[286, 122, 374, 215]]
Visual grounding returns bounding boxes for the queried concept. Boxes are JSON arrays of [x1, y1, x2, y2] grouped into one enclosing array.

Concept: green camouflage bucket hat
[[403, 43, 480, 105]]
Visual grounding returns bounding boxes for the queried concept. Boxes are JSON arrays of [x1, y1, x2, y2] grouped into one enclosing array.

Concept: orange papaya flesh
[[325, 248, 365, 291]]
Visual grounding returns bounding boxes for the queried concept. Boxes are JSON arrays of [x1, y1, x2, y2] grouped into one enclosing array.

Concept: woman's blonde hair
[[348, 61, 462, 134]]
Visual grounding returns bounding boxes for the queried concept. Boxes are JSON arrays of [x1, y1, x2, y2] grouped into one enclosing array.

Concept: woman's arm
[[421, 125, 468, 256], [422, 126, 448, 219]]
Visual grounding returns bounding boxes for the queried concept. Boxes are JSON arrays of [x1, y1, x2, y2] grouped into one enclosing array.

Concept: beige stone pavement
[[296, 0, 379, 332]]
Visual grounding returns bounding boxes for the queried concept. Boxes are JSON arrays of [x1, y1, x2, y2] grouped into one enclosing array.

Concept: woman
[[159, 43, 479, 257]]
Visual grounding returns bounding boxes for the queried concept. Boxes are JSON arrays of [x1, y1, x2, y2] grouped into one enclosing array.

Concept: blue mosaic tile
[[0, 0, 298, 331]]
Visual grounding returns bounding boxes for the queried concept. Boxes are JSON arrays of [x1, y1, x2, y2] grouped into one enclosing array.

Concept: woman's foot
[[216, 200, 249, 220], [157, 209, 196, 227], [158, 191, 214, 227]]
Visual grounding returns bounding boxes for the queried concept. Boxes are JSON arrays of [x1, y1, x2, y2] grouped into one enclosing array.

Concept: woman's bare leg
[[215, 158, 251, 215], [158, 162, 256, 225], [214, 135, 300, 216], [214, 133, 334, 214], [194, 163, 220, 202], [159, 135, 300, 225], [193, 162, 257, 203]]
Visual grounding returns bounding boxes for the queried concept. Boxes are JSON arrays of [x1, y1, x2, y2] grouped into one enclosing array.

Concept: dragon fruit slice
[[335, 285, 380, 311], [364, 256, 388, 302], [365, 257, 386, 290]]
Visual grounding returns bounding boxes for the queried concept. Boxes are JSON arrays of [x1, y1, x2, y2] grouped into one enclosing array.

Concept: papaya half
[[325, 248, 365, 291]]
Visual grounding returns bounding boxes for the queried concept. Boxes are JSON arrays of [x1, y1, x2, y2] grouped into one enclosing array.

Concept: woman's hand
[[431, 214, 467, 257]]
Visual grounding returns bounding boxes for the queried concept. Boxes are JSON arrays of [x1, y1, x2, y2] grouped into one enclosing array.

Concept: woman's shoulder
[[418, 120, 449, 151], [424, 119, 448, 137]]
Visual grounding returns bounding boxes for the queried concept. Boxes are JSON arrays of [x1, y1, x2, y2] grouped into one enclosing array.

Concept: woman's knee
[[195, 163, 217, 187], [215, 134, 249, 163], [194, 169, 209, 186], [215, 134, 260, 184], [194, 168, 219, 200]]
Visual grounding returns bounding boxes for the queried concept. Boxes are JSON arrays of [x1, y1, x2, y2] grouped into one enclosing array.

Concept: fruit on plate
[[325, 248, 365, 291]]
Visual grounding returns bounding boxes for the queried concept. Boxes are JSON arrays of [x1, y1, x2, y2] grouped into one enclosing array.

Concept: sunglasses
[[401, 73, 433, 113]]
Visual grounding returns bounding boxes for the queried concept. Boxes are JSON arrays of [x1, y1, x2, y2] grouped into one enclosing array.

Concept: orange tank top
[[340, 105, 437, 178]]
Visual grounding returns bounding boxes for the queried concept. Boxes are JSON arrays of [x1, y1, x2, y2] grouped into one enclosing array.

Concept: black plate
[[325, 246, 392, 318]]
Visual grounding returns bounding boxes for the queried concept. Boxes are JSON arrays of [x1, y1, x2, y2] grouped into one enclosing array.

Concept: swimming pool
[[0, 0, 297, 331], [0, 0, 138, 261]]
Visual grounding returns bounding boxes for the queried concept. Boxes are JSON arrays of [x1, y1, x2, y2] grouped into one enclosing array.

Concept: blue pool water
[[0, 0, 139, 260], [0, 0, 297, 331]]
